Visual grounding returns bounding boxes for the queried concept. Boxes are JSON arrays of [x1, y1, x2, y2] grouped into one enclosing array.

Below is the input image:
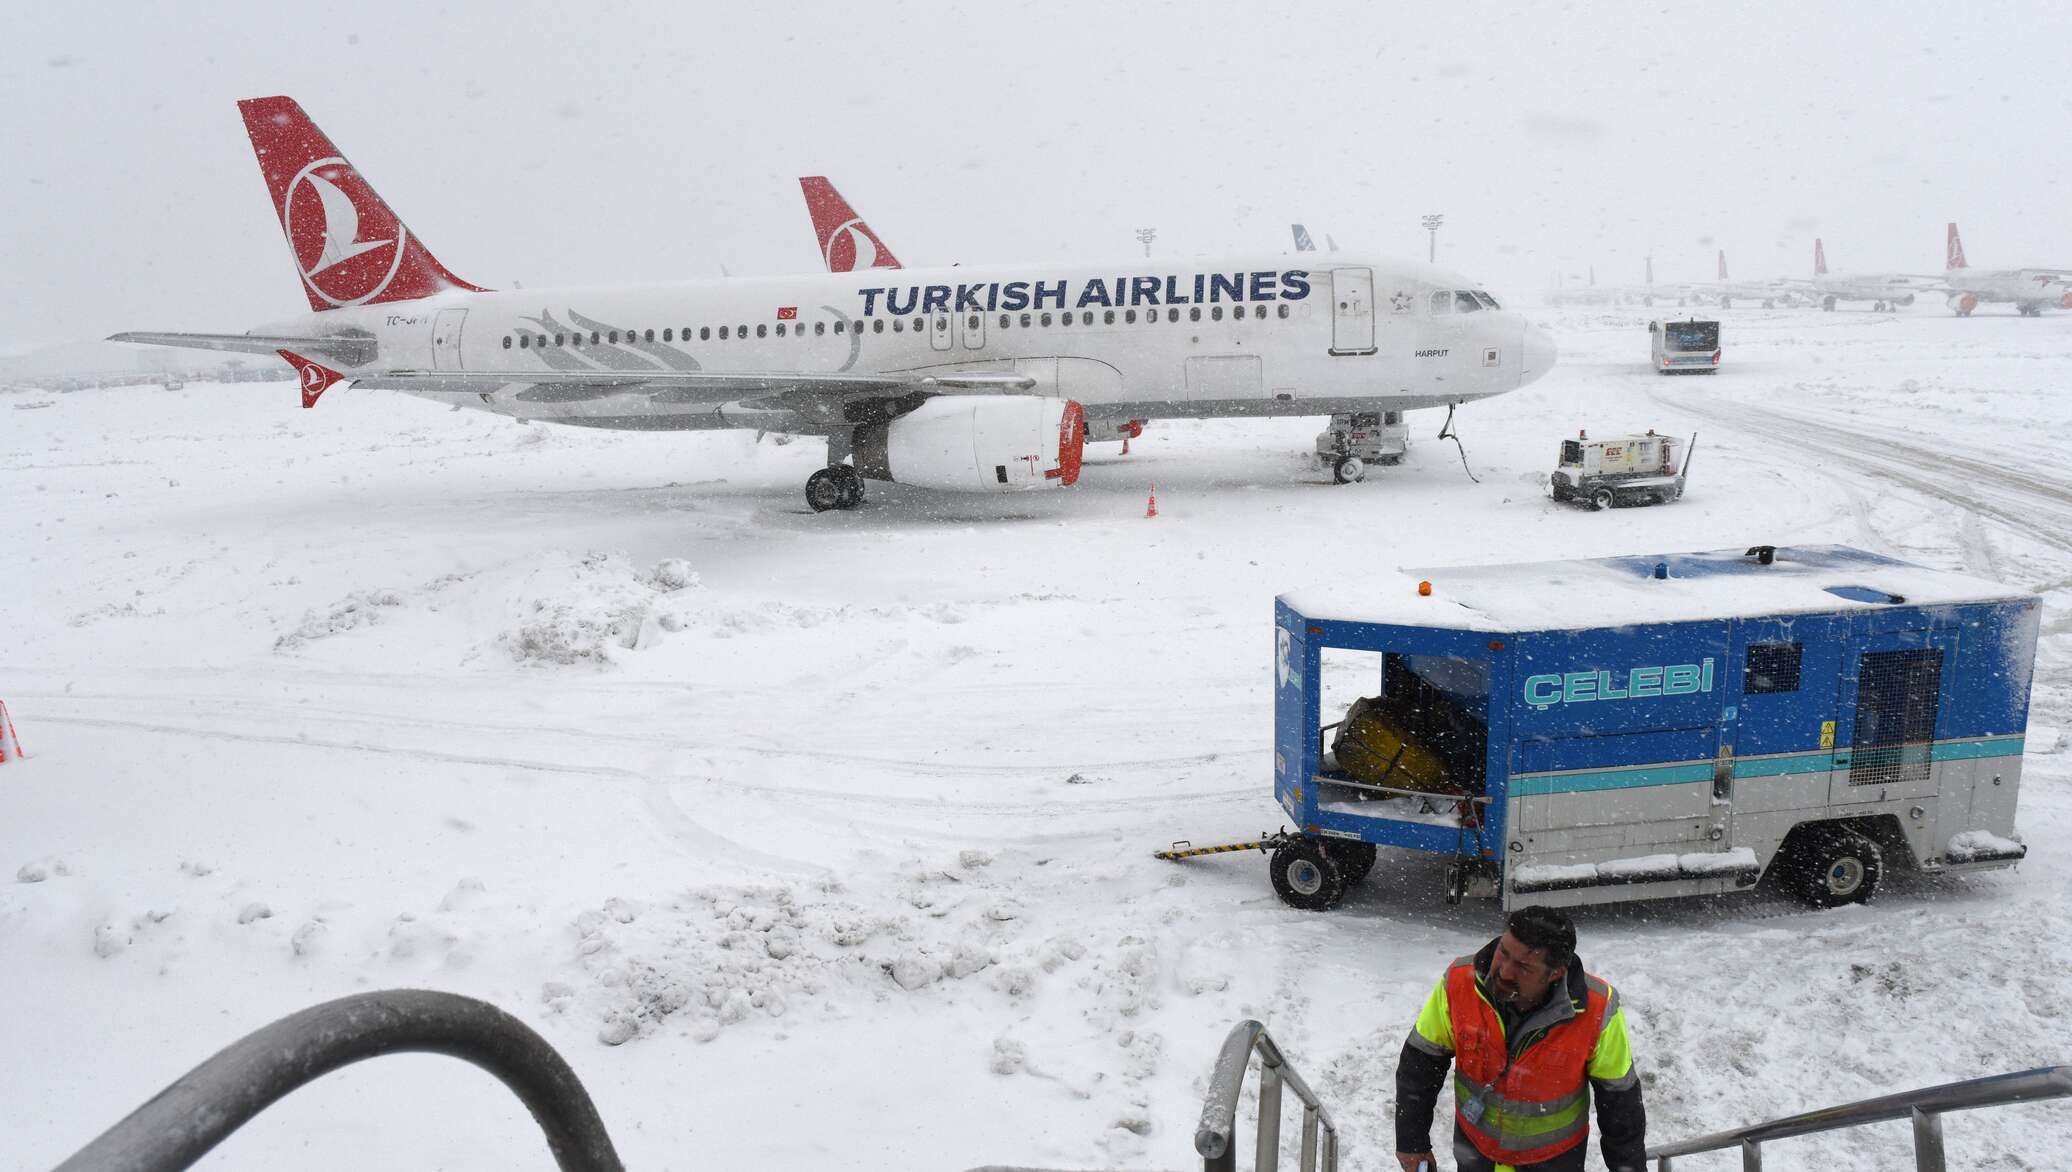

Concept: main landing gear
[[805, 464, 866, 512]]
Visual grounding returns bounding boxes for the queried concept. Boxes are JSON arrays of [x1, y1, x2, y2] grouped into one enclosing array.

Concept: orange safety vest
[[1444, 954, 1612, 1166]]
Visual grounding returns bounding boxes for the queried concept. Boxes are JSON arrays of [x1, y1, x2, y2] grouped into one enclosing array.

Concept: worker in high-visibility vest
[[1394, 906, 1646, 1172]]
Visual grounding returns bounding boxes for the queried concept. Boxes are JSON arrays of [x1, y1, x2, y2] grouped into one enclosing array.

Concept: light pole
[[1135, 227, 1157, 258], [1421, 214, 1444, 263]]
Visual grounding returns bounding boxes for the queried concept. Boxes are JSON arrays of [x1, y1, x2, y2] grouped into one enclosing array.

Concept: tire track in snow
[[29, 713, 1262, 817], [1657, 392, 2072, 556]]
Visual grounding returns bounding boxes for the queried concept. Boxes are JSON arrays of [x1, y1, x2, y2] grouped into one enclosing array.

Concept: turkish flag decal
[[776, 306, 798, 320]]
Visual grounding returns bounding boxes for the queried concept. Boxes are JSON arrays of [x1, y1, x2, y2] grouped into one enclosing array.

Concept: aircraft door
[[961, 310, 986, 349], [1329, 268, 1376, 356], [930, 312, 953, 352], [432, 308, 468, 370]]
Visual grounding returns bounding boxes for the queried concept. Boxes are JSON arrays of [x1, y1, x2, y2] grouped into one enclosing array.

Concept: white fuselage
[[256, 254, 1554, 433], [1808, 274, 1924, 305], [1943, 268, 2072, 311]]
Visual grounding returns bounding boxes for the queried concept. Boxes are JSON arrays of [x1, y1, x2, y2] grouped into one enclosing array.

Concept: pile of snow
[[502, 554, 703, 666]]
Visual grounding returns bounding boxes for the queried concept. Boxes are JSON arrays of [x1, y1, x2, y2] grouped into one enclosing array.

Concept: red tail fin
[[1946, 222, 1967, 270], [239, 96, 486, 311], [279, 350, 345, 408], [799, 177, 902, 272], [1814, 239, 1827, 276]]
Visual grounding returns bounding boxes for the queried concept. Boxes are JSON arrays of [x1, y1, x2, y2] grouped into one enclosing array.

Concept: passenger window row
[[501, 300, 1296, 349]]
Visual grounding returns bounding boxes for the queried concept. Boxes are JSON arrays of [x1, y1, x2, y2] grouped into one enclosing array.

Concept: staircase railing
[[1194, 1021, 1340, 1172], [1648, 1063, 2071, 1171], [54, 989, 624, 1172]]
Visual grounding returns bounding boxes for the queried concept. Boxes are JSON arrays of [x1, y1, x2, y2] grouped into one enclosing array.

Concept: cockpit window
[[1455, 290, 1483, 313], [1429, 290, 1454, 315], [1473, 291, 1500, 309]]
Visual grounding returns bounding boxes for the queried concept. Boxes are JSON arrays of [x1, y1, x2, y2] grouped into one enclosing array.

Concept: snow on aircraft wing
[[109, 331, 378, 366], [347, 367, 1037, 405]]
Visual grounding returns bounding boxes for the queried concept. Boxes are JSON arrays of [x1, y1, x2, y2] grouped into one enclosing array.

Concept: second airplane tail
[[1946, 222, 1968, 271], [799, 177, 902, 272], [238, 95, 486, 312]]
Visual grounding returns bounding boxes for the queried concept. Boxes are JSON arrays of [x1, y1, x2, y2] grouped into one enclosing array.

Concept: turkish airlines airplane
[[1801, 239, 1927, 311], [1676, 251, 1795, 309], [1939, 223, 2072, 317], [113, 97, 1555, 512]]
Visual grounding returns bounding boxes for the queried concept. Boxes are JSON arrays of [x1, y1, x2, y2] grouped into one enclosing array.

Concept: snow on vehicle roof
[[1280, 545, 2034, 633]]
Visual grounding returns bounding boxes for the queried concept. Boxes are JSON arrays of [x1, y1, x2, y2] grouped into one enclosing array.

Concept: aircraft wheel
[[1333, 456, 1366, 484], [805, 468, 845, 513], [1269, 840, 1345, 911], [1589, 487, 1615, 511], [1823, 296, 1837, 311], [832, 464, 865, 510]]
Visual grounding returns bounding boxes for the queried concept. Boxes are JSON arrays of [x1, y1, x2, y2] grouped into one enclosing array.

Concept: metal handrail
[[1649, 1064, 2072, 1171], [1194, 1021, 1339, 1172], [54, 989, 625, 1172]]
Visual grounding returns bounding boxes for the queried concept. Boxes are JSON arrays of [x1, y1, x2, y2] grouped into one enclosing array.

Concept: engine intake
[[854, 396, 1085, 493]]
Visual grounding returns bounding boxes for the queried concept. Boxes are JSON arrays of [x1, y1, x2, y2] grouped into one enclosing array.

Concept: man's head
[[1486, 905, 1577, 1008]]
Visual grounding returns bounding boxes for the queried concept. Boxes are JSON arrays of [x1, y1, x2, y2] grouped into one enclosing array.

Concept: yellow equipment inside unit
[[1331, 696, 1454, 793]]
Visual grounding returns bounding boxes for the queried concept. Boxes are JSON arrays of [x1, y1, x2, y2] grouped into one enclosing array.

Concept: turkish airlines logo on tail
[[824, 219, 898, 273], [1946, 223, 1967, 270], [283, 158, 408, 306]]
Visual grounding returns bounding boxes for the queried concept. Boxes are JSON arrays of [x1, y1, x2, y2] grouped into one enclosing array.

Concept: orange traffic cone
[[1121, 436, 1130, 456], [1145, 484, 1159, 518], [0, 700, 22, 762]]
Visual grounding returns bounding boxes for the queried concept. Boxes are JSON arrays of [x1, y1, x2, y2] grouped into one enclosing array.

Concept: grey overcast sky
[[4, 0, 2069, 344]]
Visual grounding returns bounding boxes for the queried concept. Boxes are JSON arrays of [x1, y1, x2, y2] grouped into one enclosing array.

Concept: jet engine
[[2062, 290, 2072, 310], [1949, 292, 1979, 316], [1895, 293, 1916, 307], [854, 396, 1085, 493]]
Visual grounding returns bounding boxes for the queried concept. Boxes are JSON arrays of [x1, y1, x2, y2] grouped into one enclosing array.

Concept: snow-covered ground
[[5, 304, 2070, 1170]]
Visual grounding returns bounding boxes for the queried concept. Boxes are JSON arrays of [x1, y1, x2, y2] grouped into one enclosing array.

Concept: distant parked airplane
[[1939, 223, 2072, 316]]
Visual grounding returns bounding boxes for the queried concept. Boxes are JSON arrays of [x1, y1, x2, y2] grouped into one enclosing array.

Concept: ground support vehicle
[[1650, 319, 1721, 373], [1256, 545, 2038, 911], [1551, 431, 1693, 510], [1314, 412, 1408, 483]]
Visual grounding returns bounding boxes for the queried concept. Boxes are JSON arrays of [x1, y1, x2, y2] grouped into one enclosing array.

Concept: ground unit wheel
[[1589, 487, 1615, 511], [1322, 839, 1378, 887], [1269, 839, 1345, 910], [1784, 828, 1882, 908], [1333, 455, 1366, 484]]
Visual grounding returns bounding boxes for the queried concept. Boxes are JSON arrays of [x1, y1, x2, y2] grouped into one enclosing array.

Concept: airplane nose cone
[[1520, 324, 1558, 386]]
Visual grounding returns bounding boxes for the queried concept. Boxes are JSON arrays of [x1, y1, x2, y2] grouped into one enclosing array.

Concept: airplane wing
[[109, 331, 378, 365], [347, 367, 1037, 405]]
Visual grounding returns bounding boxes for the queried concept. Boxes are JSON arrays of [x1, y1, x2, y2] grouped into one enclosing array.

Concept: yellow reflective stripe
[[1455, 1080, 1590, 1143], [1588, 1004, 1634, 1083], [1413, 978, 1454, 1052]]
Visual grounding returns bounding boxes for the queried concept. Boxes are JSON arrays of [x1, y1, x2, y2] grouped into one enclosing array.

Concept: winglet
[[279, 349, 346, 408]]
